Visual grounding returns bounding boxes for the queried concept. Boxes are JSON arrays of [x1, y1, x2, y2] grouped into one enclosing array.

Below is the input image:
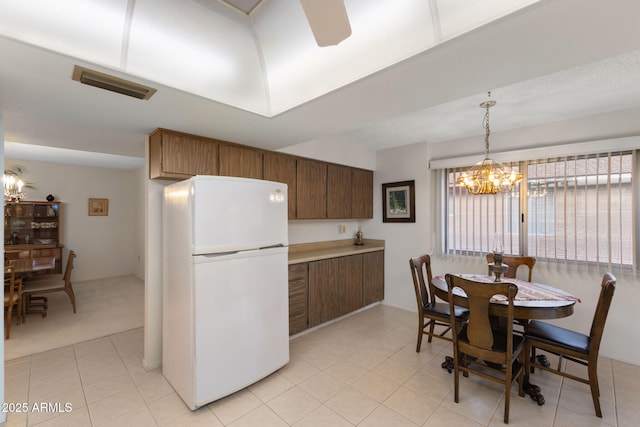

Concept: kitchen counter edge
[[288, 239, 385, 264]]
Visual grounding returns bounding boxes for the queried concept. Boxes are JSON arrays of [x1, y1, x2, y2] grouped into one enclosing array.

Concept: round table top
[[431, 274, 577, 320]]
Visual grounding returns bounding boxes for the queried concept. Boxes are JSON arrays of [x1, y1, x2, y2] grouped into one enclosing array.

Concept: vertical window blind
[[445, 151, 634, 273]]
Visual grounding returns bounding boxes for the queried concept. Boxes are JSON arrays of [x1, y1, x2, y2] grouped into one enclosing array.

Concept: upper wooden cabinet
[[149, 128, 218, 179], [219, 144, 263, 180], [352, 168, 374, 218], [148, 128, 374, 219], [263, 152, 297, 219], [327, 164, 352, 219], [297, 159, 327, 219]]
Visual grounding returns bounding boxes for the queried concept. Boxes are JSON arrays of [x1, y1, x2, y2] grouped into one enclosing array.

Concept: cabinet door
[[5, 202, 61, 247], [327, 164, 352, 219], [308, 258, 339, 327], [219, 144, 263, 179], [264, 152, 297, 219], [352, 168, 373, 218], [338, 255, 364, 316], [149, 130, 218, 179], [288, 263, 309, 335], [297, 159, 327, 219], [363, 251, 384, 305]]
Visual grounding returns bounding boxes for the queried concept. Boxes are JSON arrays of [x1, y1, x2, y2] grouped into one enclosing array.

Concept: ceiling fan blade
[[300, 0, 352, 47]]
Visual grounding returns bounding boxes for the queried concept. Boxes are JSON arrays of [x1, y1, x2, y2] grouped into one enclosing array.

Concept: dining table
[[4, 250, 58, 318], [431, 273, 581, 406]]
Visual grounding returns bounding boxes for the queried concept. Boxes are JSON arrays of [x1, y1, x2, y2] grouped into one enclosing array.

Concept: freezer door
[[190, 176, 288, 254], [192, 247, 289, 406]]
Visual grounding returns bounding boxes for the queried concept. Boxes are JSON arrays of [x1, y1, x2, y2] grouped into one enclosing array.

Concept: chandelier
[[456, 93, 523, 195], [3, 172, 25, 202]]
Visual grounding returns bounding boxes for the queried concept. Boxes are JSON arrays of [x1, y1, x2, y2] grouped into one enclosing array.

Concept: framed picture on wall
[[382, 180, 415, 223], [88, 198, 109, 216]]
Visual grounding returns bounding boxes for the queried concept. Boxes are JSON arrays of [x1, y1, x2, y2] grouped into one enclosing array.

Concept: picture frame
[[382, 180, 415, 223], [88, 198, 109, 216]]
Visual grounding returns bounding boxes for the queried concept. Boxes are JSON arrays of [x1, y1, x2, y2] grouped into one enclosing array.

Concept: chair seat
[[424, 301, 468, 319], [526, 320, 590, 354], [23, 279, 65, 294], [24, 273, 64, 283]]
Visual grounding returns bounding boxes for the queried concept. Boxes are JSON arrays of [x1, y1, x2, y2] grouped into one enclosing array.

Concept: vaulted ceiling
[[1, 0, 639, 168]]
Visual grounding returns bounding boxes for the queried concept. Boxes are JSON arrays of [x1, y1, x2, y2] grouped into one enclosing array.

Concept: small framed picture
[[88, 198, 109, 216], [382, 180, 415, 223]]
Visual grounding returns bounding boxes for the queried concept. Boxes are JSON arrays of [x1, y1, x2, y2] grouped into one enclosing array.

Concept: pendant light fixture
[[457, 92, 522, 195]]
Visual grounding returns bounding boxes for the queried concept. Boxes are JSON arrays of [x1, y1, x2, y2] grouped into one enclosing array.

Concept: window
[[445, 151, 634, 270]]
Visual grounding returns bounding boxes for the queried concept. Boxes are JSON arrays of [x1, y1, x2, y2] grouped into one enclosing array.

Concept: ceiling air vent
[[72, 65, 157, 100]]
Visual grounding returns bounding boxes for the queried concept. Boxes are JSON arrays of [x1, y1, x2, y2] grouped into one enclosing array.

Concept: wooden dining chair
[[524, 272, 616, 418], [22, 250, 77, 318], [445, 274, 525, 424], [409, 255, 469, 351], [486, 253, 536, 282], [4, 267, 23, 339]]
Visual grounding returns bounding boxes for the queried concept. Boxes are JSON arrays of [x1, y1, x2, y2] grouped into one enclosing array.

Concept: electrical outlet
[[338, 225, 346, 234]]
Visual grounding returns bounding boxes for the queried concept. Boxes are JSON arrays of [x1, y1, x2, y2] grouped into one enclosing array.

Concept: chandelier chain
[[483, 105, 490, 156]]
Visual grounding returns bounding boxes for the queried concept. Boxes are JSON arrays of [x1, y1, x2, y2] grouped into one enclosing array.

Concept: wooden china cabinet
[[4, 201, 63, 274]]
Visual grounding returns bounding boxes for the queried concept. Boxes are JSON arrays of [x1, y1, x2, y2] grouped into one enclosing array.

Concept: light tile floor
[[4, 304, 640, 426]]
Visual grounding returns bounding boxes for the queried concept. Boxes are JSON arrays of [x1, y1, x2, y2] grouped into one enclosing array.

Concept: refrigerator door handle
[[259, 243, 285, 250]]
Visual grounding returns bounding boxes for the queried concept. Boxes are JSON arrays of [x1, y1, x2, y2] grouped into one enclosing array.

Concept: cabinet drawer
[[288, 263, 308, 335], [289, 263, 308, 283]]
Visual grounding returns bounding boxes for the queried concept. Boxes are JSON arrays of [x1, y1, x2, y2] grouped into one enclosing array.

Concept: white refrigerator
[[162, 175, 289, 410]]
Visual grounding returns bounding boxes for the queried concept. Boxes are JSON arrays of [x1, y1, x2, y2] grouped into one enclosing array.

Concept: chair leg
[[5, 306, 12, 339], [588, 362, 602, 417], [530, 346, 536, 373], [504, 369, 512, 423], [453, 352, 460, 403], [416, 317, 424, 352], [16, 297, 23, 325], [427, 320, 435, 343], [65, 288, 77, 313], [518, 353, 525, 398]]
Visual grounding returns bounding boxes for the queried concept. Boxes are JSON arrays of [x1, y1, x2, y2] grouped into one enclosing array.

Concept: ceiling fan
[[300, 0, 352, 47]]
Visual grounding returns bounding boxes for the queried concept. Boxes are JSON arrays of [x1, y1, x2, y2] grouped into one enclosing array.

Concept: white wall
[[4, 158, 143, 282], [134, 166, 146, 278], [364, 141, 431, 310], [369, 127, 640, 366]]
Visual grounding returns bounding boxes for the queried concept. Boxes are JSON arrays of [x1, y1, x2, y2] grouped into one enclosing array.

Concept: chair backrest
[[63, 251, 76, 289], [445, 273, 518, 363], [409, 254, 435, 310], [486, 253, 536, 282], [588, 272, 616, 354]]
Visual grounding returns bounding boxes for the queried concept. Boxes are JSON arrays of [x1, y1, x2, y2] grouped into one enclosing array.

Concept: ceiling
[[1, 0, 639, 169]]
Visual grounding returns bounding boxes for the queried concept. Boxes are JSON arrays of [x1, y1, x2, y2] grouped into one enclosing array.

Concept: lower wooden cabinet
[[363, 251, 385, 305], [308, 258, 339, 327], [290, 250, 384, 334], [337, 255, 364, 317]]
